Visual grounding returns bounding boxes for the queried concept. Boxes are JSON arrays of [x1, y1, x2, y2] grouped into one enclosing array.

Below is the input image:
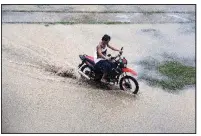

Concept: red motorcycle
[[78, 47, 139, 94]]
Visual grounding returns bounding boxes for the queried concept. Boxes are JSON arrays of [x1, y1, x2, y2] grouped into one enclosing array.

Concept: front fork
[[119, 72, 131, 84], [116, 72, 126, 84]]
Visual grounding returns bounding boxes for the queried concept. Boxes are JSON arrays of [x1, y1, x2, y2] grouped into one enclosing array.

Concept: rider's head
[[102, 34, 111, 45]]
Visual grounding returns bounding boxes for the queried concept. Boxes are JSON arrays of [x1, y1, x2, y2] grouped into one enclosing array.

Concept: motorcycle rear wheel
[[81, 65, 101, 81], [80, 65, 92, 78]]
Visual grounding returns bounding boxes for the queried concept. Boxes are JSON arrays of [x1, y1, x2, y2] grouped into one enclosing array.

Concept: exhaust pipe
[[78, 70, 90, 80]]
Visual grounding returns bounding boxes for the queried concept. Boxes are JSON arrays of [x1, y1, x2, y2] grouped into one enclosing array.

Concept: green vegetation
[[138, 59, 195, 91], [142, 10, 165, 15], [159, 61, 195, 86], [51, 21, 131, 25]]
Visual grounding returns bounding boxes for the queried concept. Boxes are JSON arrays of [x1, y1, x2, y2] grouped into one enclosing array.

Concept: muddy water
[[2, 24, 195, 133]]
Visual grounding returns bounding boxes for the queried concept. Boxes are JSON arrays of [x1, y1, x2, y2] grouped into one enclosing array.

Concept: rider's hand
[[119, 50, 123, 54]]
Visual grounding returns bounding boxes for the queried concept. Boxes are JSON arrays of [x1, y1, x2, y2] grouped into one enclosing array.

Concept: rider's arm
[[108, 44, 120, 52], [97, 45, 107, 59]]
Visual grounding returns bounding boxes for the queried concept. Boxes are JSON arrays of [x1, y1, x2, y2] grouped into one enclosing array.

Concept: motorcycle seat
[[85, 56, 95, 65]]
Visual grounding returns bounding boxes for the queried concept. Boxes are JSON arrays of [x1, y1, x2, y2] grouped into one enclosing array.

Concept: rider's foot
[[107, 85, 114, 90], [101, 78, 108, 84]]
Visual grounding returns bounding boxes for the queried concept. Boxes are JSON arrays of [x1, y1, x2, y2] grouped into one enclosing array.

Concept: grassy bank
[[138, 57, 195, 92]]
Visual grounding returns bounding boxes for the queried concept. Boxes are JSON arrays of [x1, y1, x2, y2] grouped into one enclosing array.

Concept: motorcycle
[[78, 47, 139, 94]]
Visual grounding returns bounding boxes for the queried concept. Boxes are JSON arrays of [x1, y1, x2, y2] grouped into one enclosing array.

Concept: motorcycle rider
[[94, 34, 122, 83]]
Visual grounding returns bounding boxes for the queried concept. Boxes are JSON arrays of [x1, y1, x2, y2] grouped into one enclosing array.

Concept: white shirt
[[94, 45, 107, 64]]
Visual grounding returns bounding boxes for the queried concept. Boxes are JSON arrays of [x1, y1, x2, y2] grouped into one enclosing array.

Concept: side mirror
[[121, 47, 123, 51]]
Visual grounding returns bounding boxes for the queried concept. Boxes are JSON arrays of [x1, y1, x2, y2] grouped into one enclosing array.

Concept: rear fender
[[122, 67, 137, 76], [79, 55, 86, 60]]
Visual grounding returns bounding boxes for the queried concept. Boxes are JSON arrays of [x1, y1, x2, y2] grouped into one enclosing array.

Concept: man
[[94, 34, 122, 83]]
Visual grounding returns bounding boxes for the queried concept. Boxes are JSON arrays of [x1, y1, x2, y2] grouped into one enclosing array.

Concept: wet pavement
[[2, 5, 195, 24]]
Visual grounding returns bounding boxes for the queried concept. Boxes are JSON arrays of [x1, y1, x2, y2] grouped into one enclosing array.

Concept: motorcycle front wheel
[[119, 76, 139, 94]]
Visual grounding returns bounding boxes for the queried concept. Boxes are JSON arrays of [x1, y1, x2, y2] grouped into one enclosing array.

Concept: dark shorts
[[94, 60, 114, 74]]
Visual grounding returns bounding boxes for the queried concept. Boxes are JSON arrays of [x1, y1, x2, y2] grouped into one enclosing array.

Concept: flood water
[[2, 23, 195, 133]]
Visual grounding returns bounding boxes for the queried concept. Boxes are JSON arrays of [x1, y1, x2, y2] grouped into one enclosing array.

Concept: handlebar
[[106, 47, 123, 61]]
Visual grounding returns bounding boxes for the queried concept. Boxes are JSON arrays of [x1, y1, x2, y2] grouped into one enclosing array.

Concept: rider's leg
[[101, 61, 112, 83], [101, 72, 108, 83]]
